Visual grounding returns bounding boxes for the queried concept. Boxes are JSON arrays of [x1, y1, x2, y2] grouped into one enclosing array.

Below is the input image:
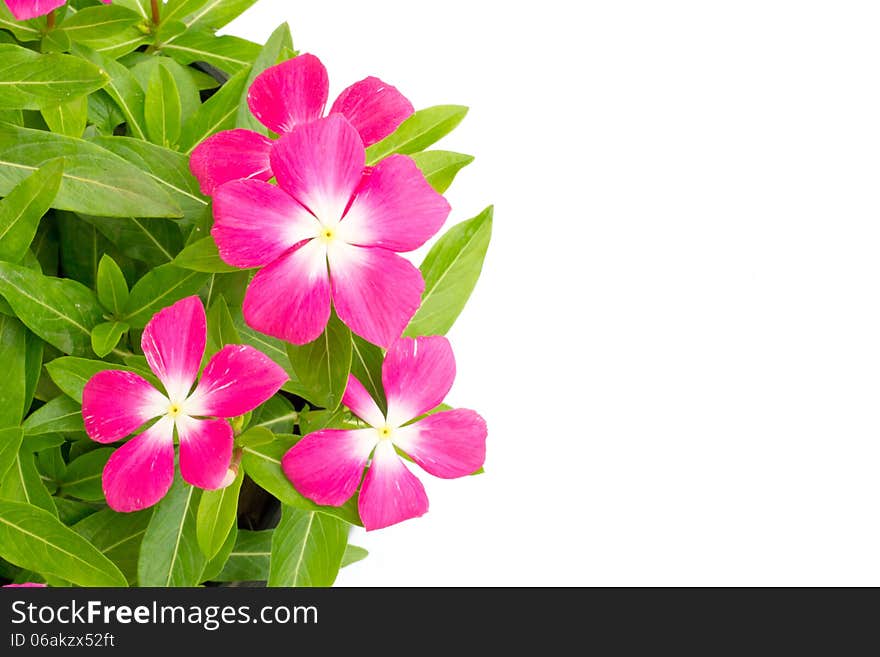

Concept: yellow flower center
[[377, 425, 394, 441], [168, 403, 183, 418], [318, 227, 336, 243]]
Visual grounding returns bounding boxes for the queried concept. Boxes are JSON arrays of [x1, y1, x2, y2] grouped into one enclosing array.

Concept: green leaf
[[73, 507, 152, 585], [0, 262, 104, 356], [96, 255, 129, 315], [341, 544, 369, 568], [206, 294, 240, 358], [40, 96, 89, 138], [83, 215, 182, 268], [235, 425, 274, 448], [200, 523, 237, 582], [73, 45, 147, 140], [0, 44, 108, 111], [0, 427, 24, 482], [0, 449, 57, 516], [236, 23, 292, 134], [60, 448, 113, 501], [350, 334, 387, 413], [45, 356, 155, 404], [91, 321, 129, 358], [286, 314, 353, 411], [161, 0, 206, 24], [405, 206, 493, 336], [174, 237, 241, 273], [22, 395, 84, 435], [138, 474, 206, 587], [0, 161, 64, 265], [183, 0, 259, 29], [242, 437, 361, 525], [215, 529, 270, 582], [179, 66, 250, 154], [268, 505, 348, 587], [128, 57, 201, 123], [0, 315, 27, 427], [145, 63, 182, 148], [0, 501, 127, 587], [55, 497, 102, 526], [250, 395, 297, 435], [411, 150, 474, 193], [123, 264, 209, 328], [196, 468, 242, 559], [366, 105, 469, 165], [0, 5, 41, 42], [57, 5, 145, 58], [23, 329, 43, 418], [0, 126, 181, 218], [57, 211, 118, 289], [161, 30, 261, 76]]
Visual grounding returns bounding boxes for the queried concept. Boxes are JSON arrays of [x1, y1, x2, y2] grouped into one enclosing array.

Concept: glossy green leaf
[[0, 428, 24, 482], [179, 66, 250, 154], [0, 161, 64, 265], [145, 64, 182, 148], [0, 5, 42, 42], [350, 334, 386, 413], [22, 395, 84, 436], [242, 437, 361, 525], [196, 468, 242, 559], [55, 498, 101, 526], [235, 425, 274, 448], [183, 0, 259, 29], [138, 475, 206, 587], [40, 96, 89, 138], [161, 30, 261, 76], [286, 314, 353, 411], [0, 450, 57, 516], [200, 523, 237, 582], [57, 5, 144, 56], [214, 529, 271, 582], [174, 237, 241, 273], [0, 44, 108, 110], [96, 255, 129, 315], [83, 215, 182, 268], [366, 105, 469, 165], [73, 45, 147, 140], [73, 507, 152, 585], [206, 293, 240, 359], [60, 448, 113, 501], [236, 22, 292, 134], [250, 395, 297, 435], [405, 206, 493, 336], [91, 321, 129, 358], [268, 505, 348, 587], [57, 212, 120, 289], [123, 263, 209, 328], [341, 545, 369, 568], [0, 501, 127, 587], [411, 150, 474, 193], [0, 315, 27, 427], [45, 356, 155, 404], [0, 262, 104, 356]]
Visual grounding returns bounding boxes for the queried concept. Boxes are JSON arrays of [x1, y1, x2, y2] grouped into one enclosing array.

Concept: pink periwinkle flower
[[211, 114, 450, 348], [282, 336, 487, 531], [3, 0, 110, 21], [190, 53, 413, 195], [82, 296, 288, 512]]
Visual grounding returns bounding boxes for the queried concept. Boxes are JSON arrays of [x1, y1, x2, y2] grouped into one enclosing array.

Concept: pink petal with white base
[[342, 374, 385, 427], [242, 239, 331, 345], [141, 296, 206, 402], [270, 115, 365, 222], [82, 370, 167, 444], [212, 179, 319, 268], [102, 416, 175, 512], [328, 242, 424, 348], [329, 76, 414, 147], [382, 336, 456, 426], [247, 54, 328, 134], [3, 0, 65, 20], [338, 154, 450, 251], [394, 409, 487, 479], [187, 344, 288, 418], [176, 416, 234, 490], [282, 428, 377, 506], [358, 440, 428, 531], [189, 129, 273, 195]]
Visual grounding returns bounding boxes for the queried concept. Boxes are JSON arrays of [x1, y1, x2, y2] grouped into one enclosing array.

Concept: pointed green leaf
[[0, 427, 24, 482], [0, 315, 27, 427], [73, 507, 152, 585], [214, 529, 271, 582], [45, 356, 156, 404], [60, 448, 113, 501], [22, 395, 84, 435], [341, 545, 369, 568], [184, 0, 259, 29], [96, 255, 129, 315], [201, 523, 237, 582], [123, 264, 209, 328], [206, 294, 240, 358], [180, 65, 250, 153], [146, 63, 182, 148], [250, 395, 297, 435], [90, 321, 129, 358], [286, 314, 352, 411], [41, 96, 89, 138], [366, 105, 469, 165], [268, 505, 348, 587], [174, 237, 241, 273], [411, 150, 474, 193], [350, 334, 386, 413], [161, 30, 261, 76], [0, 449, 57, 516], [57, 5, 144, 55], [0, 44, 108, 110], [83, 215, 182, 268], [196, 468, 242, 559], [73, 45, 147, 140], [0, 161, 64, 264]]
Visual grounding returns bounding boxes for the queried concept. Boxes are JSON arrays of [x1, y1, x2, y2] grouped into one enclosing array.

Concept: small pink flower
[[282, 336, 487, 531], [82, 296, 288, 512], [3, 0, 109, 21], [211, 114, 450, 347], [190, 53, 413, 195], [3, 583, 46, 587]]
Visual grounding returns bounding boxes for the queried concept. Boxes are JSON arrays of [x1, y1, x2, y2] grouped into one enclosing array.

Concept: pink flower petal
[[3, 0, 65, 20], [338, 154, 450, 251], [393, 409, 487, 479], [102, 416, 175, 512], [342, 374, 385, 428], [382, 336, 456, 426], [82, 371, 168, 444], [328, 243, 424, 348], [3, 583, 46, 587], [270, 115, 365, 223], [242, 239, 331, 345], [189, 129, 274, 195], [282, 428, 377, 506], [141, 296, 206, 403], [329, 76, 414, 147], [176, 416, 234, 490], [187, 344, 288, 418], [212, 179, 319, 268], [359, 440, 428, 531], [247, 54, 328, 135]]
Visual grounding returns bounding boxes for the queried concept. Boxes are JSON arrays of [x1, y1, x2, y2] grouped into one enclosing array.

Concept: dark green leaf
[[286, 313, 353, 411], [411, 150, 474, 193], [214, 529, 270, 582], [96, 254, 129, 315], [22, 395, 84, 435], [73, 507, 152, 584], [196, 468, 242, 559], [350, 334, 386, 413], [82, 214, 182, 268], [200, 523, 237, 582], [268, 505, 348, 587], [57, 211, 117, 289], [123, 263, 209, 328], [145, 63, 182, 148], [55, 498, 102, 526], [366, 105, 469, 165], [250, 395, 297, 435], [174, 237, 241, 273], [60, 448, 113, 501], [0, 161, 64, 264], [91, 321, 129, 358]]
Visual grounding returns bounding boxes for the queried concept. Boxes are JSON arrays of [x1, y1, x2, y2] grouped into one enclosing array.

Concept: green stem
[[151, 0, 161, 25]]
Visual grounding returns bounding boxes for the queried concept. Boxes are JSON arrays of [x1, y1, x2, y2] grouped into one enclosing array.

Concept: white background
[[228, 1, 880, 585]]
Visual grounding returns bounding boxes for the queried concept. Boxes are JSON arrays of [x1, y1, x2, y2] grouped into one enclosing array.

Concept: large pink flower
[[211, 114, 450, 347], [282, 336, 487, 531], [3, 0, 109, 20], [82, 296, 288, 512], [190, 53, 413, 194]]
